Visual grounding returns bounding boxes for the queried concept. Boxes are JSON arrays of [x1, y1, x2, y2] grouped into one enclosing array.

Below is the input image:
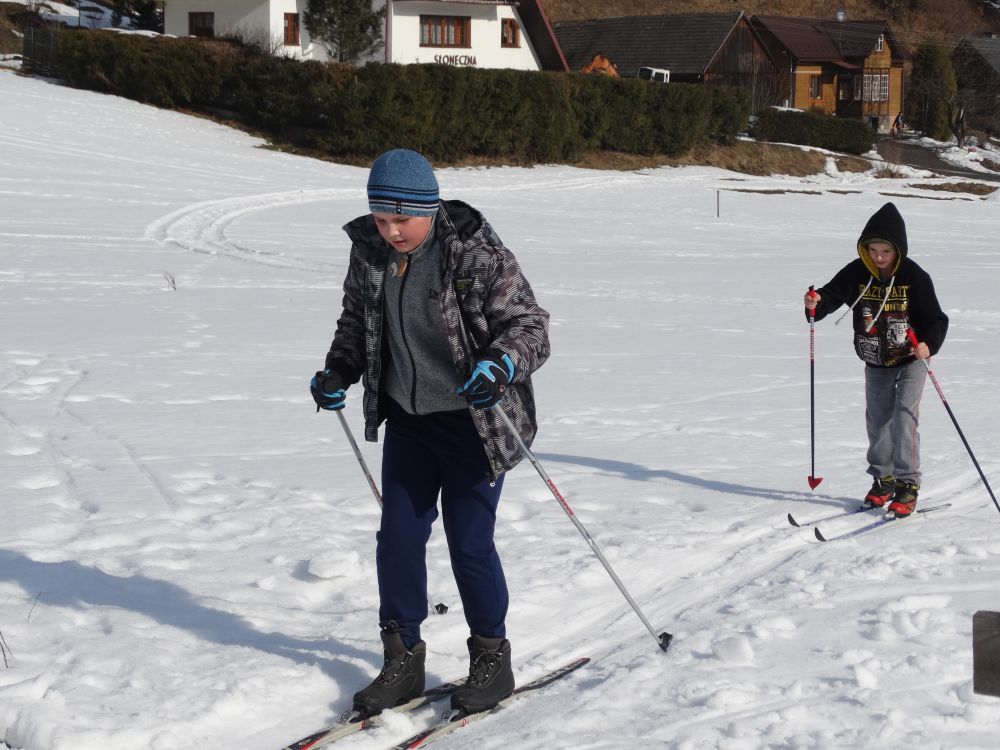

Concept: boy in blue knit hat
[[803, 202, 948, 517], [310, 149, 550, 719]]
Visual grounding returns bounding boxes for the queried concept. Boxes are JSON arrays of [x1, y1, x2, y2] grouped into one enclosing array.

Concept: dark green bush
[[56, 31, 234, 108], [50, 28, 753, 162], [752, 107, 875, 155], [708, 86, 752, 144]]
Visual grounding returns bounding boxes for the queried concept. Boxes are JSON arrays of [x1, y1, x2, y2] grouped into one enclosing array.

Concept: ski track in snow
[[145, 190, 353, 272], [2, 70, 999, 750]]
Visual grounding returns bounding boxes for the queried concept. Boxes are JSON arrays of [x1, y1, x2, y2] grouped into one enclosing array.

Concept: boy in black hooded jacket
[[803, 202, 948, 517]]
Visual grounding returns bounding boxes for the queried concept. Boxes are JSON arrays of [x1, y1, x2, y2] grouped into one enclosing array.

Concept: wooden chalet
[[553, 12, 785, 111], [749, 15, 909, 133]]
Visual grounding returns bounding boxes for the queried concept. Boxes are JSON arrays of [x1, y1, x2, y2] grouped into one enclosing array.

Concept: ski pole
[[494, 408, 673, 652], [337, 410, 382, 506], [807, 286, 823, 489], [337, 411, 448, 614], [906, 330, 999, 514]]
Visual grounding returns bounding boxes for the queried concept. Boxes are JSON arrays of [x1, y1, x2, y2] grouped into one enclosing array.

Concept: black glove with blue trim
[[310, 369, 348, 411], [457, 353, 515, 409]]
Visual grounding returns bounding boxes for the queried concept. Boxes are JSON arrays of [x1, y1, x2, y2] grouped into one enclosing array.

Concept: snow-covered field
[[2, 70, 1000, 750]]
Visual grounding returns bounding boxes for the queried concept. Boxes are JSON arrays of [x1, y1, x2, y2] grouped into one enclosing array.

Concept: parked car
[[637, 67, 670, 83]]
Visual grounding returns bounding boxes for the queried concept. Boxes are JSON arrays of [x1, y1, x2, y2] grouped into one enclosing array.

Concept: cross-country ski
[[389, 658, 590, 750], [813, 503, 953, 542], [787, 505, 872, 528], [276, 677, 465, 750]]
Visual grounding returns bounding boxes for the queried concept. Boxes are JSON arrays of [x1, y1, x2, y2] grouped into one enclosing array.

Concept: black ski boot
[[450, 634, 515, 716], [352, 627, 426, 719]]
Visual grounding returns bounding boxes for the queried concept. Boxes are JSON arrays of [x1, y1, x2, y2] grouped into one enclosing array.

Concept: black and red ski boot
[[887, 481, 919, 518], [863, 475, 895, 509]]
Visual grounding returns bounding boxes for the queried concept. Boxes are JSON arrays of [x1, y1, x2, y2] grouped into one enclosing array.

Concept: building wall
[[387, 1, 540, 70], [164, 0, 321, 59], [793, 63, 836, 113], [165, 1, 541, 66], [791, 58, 903, 131], [863, 51, 904, 120], [702, 20, 785, 111]]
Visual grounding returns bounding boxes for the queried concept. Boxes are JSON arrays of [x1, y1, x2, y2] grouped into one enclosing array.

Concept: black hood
[[857, 202, 907, 276]]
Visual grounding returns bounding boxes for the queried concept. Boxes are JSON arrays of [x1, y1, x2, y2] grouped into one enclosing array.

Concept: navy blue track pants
[[378, 399, 507, 647]]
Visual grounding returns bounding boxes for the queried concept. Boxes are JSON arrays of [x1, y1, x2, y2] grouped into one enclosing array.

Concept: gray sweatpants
[[864, 359, 927, 485]]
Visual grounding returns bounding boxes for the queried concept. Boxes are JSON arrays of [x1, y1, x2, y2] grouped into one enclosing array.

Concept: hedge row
[[53, 29, 752, 162], [752, 107, 875, 155]]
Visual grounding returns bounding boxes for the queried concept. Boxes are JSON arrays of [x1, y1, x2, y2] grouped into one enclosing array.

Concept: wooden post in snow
[[973, 611, 1000, 697]]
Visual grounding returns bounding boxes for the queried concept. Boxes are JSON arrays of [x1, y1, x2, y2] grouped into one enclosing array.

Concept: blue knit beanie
[[367, 149, 440, 216]]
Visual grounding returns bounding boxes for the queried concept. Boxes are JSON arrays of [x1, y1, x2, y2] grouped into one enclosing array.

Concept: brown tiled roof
[[955, 35, 1000, 75], [553, 12, 746, 78], [750, 15, 909, 62]]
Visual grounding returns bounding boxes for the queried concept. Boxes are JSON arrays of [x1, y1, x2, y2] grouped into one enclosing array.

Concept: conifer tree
[[908, 43, 958, 142], [304, 0, 385, 63]]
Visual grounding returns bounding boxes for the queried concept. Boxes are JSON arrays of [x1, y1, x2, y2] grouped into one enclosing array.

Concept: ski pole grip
[[806, 285, 817, 315], [906, 328, 919, 347]]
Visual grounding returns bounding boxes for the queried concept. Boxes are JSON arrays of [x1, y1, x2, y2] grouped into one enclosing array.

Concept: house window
[[876, 34, 884, 52], [809, 75, 822, 100], [863, 74, 872, 101], [284, 13, 300, 46], [188, 12, 214, 38], [420, 15, 471, 48], [879, 73, 889, 101], [853, 74, 862, 101], [501, 18, 520, 48]]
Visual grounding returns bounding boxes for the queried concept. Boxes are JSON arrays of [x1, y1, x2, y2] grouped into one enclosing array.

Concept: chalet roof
[[957, 35, 1000, 75], [517, 0, 569, 71], [750, 15, 909, 62], [553, 12, 747, 78]]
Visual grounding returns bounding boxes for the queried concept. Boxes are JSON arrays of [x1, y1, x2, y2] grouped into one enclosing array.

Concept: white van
[[637, 67, 670, 83]]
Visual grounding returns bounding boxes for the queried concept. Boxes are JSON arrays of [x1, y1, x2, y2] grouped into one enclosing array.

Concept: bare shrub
[[873, 162, 908, 178]]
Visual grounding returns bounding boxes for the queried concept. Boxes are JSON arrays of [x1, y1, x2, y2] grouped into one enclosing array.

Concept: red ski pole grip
[[906, 328, 919, 347], [806, 285, 817, 313]]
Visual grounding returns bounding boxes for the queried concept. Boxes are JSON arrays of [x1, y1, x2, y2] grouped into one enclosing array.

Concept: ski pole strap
[[834, 277, 872, 326], [864, 275, 894, 333]]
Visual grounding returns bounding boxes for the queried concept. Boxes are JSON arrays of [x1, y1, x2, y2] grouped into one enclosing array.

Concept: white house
[[163, 0, 316, 58], [162, 0, 567, 70]]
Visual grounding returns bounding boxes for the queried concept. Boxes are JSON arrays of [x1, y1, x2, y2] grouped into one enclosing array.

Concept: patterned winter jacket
[[324, 200, 550, 481], [809, 202, 948, 368]]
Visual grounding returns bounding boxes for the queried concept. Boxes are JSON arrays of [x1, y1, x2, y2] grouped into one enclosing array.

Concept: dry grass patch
[[906, 181, 997, 196], [0, 7, 20, 55], [256, 139, 869, 177], [570, 141, 869, 176]]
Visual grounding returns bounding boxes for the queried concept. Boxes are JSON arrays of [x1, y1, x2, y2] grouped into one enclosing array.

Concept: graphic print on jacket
[[854, 282, 913, 366]]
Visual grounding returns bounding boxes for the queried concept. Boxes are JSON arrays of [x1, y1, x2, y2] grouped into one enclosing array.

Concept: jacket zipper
[[395, 258, 420, 413]]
